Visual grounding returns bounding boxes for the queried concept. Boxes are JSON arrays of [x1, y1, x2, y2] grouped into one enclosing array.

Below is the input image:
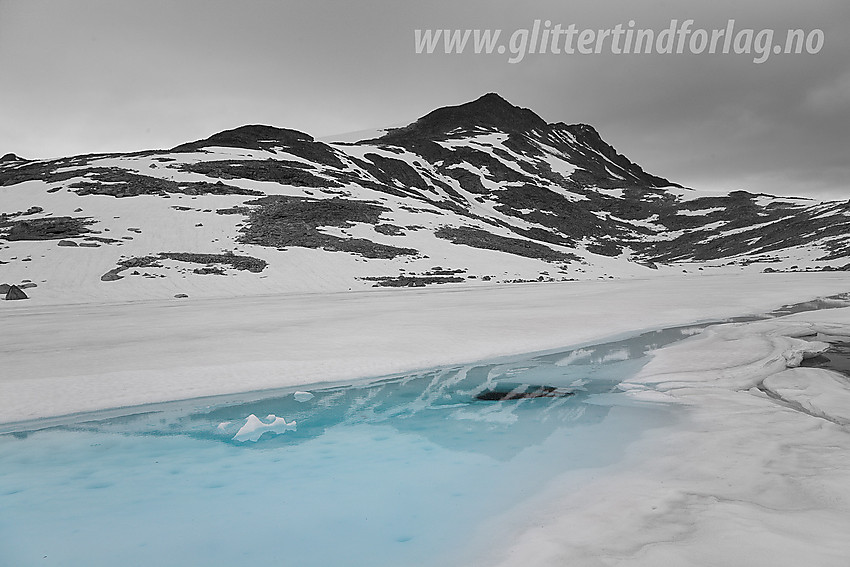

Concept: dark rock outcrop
[[475, 384, 574, 401], [5, 285, 28, 300], [3, 217, 92, 241], [236, 196, 418, 259], [176, 159, 339, 188], [435, 226, 578, 263]]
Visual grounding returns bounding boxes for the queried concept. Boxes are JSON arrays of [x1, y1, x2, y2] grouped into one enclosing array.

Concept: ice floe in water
[[553, 348, 592, 366], [294, 391, 315, 402], [232, 414, 297, 442]]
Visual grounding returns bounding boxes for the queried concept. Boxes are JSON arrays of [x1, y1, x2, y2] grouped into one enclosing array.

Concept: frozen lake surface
[[0, 326, 701, 567], [3, 281, 850, 566]]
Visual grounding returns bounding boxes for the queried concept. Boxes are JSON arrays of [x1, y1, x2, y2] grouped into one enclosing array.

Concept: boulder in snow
[[5, 285, 28, 300]]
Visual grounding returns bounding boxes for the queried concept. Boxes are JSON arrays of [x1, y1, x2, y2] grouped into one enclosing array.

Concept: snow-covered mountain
[[2, 93, 848, 303]]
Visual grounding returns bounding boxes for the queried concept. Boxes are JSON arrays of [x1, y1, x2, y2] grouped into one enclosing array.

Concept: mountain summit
[[1, 94, 848, 302], [375, 93, 673, 189], [379, 93, 548, 142]]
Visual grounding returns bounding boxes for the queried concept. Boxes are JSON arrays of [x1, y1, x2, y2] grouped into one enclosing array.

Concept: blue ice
[[0, 326, 694, 567]]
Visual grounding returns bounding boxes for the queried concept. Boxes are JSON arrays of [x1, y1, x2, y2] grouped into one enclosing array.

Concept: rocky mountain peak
[[378, 93, 548, 144], [171, 125, 314, 152]]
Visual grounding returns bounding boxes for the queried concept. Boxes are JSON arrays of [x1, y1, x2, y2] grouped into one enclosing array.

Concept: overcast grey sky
[[1, 0, 848, 199]]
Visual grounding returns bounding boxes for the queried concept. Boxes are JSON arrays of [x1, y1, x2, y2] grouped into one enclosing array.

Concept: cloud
[[804, 71, 850, 114], [0, 0, 848, 198]]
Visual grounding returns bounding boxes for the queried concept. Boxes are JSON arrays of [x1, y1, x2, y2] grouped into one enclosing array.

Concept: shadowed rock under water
[[475, 384, 575, 401]]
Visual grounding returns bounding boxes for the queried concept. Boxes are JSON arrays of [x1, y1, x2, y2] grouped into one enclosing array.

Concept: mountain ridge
[[1, 93, 848, 303]]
